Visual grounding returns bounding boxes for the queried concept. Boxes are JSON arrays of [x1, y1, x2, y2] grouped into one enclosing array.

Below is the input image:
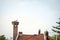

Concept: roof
[[17, 34, 44, 40]]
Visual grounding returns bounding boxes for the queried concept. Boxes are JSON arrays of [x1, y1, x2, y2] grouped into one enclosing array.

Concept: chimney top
[[19, 32, 23, 36], [19, 32, 22, 34], [12, 20, 19, 25], [44, 31, 49, 36]]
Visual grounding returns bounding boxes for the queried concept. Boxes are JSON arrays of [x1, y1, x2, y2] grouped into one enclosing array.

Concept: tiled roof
[[17, 34, 44, 40]]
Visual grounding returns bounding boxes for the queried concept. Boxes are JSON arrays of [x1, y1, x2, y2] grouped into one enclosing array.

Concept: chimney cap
[[19, 32, 23, 36], [19, 32, 22, 34], [12, 20, 19, 25]]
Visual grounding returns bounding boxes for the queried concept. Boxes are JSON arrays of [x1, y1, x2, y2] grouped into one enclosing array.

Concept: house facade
[[12, 20, 50, 40]]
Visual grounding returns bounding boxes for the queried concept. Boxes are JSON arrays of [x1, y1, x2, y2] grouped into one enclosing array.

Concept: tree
[[52, 18, 60, 40], [50, 35, 56, 40], [0, 35, 6, 40]]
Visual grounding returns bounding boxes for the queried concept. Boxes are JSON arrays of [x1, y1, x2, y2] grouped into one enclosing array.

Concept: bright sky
[[0, 0, 60, 39]]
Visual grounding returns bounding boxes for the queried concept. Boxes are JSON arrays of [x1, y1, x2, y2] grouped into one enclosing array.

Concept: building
[[12, 20, 50, 40]]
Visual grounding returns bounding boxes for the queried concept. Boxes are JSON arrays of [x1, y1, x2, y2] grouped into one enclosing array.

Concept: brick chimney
[[12, 20, 19, 40]]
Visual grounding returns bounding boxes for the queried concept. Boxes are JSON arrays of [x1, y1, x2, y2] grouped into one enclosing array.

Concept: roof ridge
[[25, 35, 40, 40]]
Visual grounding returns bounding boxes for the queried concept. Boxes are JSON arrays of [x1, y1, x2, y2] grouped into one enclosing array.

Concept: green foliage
[[57, 35, 60, 40], [52, 18, 60, 34], [0, 35, 6, 40], [50, 35, 60, 40], [51, 18, 60, 40], [50, 35, 56, 40]]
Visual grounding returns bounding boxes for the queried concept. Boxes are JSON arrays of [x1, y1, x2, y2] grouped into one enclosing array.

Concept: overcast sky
[[0, 0, 60, 39]]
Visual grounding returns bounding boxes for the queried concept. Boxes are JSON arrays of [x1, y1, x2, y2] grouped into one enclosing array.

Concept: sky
[[0, 0, 60, 39]]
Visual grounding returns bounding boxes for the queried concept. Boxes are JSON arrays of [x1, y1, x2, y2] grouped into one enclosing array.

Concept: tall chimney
[[12, 20, 19, 40], [38, 29, 41, 35], [44, 31, 49, 40]]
